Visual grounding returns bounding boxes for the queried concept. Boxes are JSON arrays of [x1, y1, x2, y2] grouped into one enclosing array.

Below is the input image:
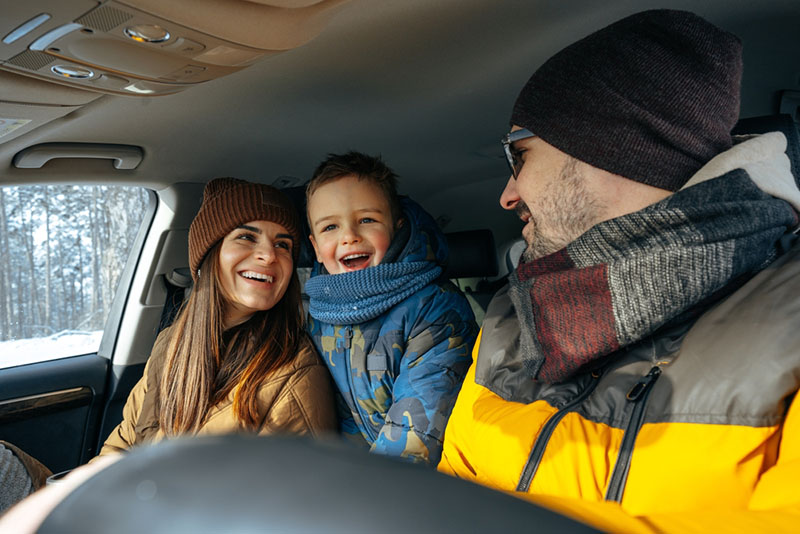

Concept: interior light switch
[[164, 37, 205, 56], [164, 64, 206, 81]]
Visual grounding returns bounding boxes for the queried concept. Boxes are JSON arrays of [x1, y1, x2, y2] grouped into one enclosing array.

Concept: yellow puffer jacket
[[439, 243, 800, 533], [99, 327, 337, 456]]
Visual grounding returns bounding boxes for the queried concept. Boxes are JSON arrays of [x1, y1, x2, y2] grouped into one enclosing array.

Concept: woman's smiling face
[[217, 219, 294, 328]]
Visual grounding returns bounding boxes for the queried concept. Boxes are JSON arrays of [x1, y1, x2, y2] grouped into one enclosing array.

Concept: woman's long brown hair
[[158, 242, 305, 435]]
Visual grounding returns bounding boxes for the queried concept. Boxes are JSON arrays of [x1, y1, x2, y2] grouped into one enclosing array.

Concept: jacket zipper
[[342, 326, 378, 443], [343, 326, 353, 350], [604, 366, 662, 503], [516, 369, 603, 492]]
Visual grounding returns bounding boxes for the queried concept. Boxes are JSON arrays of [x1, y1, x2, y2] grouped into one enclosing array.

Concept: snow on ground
[[0, 331, 103, 369]]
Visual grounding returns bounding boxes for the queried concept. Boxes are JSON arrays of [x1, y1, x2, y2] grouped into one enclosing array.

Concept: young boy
[[304, 151, 478, 465]]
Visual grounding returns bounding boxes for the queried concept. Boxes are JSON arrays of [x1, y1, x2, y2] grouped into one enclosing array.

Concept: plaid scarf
[[508, 170, 797, 383]]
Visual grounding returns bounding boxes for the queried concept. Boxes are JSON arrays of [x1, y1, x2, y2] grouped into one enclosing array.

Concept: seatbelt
[[158, 268, 193, 333]]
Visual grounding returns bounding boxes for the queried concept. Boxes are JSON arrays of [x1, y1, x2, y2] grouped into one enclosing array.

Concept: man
[[439, 9, 800, 532]]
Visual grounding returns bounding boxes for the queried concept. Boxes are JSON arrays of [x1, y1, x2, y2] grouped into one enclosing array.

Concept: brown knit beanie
[[188, 178, 301, 281], [510, 9, 742, 191]]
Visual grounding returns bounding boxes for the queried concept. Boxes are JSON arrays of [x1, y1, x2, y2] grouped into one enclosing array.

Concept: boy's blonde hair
[[306, 151, 402, 228]]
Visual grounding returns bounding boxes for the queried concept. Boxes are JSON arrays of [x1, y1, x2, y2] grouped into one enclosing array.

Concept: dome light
[[124, 25, 170, 44], [51, 65, 94, 79]]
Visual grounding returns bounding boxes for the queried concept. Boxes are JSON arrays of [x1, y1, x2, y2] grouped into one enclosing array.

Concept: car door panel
[[0, 354, 108, 473]]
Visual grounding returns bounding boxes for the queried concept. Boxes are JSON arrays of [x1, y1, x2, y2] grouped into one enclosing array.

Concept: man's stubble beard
[[518, 157, 604, 263]]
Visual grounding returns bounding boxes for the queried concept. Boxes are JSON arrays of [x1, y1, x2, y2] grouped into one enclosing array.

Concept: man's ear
[[308, 234, 323, 263]]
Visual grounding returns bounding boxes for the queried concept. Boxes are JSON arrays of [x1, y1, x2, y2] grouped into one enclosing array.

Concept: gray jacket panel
[[476, 242, 800, 428]]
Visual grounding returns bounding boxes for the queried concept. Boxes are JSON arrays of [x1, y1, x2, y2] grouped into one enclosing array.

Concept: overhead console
[[0, 0, 350, 97]]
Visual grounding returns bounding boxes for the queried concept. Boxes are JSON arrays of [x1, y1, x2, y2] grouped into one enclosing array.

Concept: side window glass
[[0, 185, 152, 369]]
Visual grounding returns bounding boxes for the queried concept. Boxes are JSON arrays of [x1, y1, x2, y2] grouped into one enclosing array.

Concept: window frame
[[0, 183, 158, 369], [96, 188, 158, 361]]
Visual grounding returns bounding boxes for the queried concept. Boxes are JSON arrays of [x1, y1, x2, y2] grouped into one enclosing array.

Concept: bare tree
[[0, 185, 150, 343], [0, 188, 11, 340]]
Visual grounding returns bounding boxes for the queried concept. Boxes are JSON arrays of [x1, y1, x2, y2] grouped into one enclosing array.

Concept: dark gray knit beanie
[[510, 9, 742, 191]]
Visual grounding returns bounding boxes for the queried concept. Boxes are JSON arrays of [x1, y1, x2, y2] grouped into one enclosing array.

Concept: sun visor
[[0, 69, 101, 145], [0, 0, 351, 97]]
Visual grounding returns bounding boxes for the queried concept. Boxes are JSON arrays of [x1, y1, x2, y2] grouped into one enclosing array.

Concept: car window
[[0, 185, 152, 369]]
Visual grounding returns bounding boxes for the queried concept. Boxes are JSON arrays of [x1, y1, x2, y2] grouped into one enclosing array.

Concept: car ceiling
[[1, 0, 799, 246]]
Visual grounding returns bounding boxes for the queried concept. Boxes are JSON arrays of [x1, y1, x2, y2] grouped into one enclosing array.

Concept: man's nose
[[500, 176, 520, 210]]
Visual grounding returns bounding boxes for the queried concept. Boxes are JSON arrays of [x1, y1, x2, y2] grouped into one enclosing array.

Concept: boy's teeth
[[242, 271, 273, 282], [341, 253, 371, 269]]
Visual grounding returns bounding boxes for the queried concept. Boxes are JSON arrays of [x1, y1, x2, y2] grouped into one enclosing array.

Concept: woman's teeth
[[241, 271, 273, 282]]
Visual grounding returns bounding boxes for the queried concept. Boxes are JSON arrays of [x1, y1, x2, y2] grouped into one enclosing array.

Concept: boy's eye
[[321, 224, 337, 232], [359, 217, 376, 224]]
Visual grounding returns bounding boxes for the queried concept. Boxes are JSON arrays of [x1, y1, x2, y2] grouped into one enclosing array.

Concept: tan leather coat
[[99, 328, 336, 456]]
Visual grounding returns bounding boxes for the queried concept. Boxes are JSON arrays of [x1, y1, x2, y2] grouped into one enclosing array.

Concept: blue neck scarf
[[305, 262, 442, 324], [306, 196, 448, 324]]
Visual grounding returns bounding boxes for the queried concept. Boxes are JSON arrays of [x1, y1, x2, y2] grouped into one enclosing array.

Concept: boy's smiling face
[[308, 174, 397, 274]]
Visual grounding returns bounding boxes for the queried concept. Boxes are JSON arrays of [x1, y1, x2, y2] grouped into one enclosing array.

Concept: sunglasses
[[501, 128, 536, 179]]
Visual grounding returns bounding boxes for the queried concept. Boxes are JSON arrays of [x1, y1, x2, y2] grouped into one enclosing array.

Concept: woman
[[99, 177, 336, 453], [0, 178, 336, 514]]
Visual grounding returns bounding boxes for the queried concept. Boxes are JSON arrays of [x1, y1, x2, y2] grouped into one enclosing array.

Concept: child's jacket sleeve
[[370, 285, 478, 465]]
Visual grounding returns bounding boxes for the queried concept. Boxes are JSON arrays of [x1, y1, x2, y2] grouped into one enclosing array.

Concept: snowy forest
[[0, 185, 150, 343]]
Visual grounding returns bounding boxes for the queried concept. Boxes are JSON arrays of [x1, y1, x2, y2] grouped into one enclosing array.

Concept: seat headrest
[[442, 229, 498, 279], [281, 185, 315, 268]]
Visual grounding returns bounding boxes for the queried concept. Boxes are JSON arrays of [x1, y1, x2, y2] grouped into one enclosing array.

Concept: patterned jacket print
[[307, 199, 478, 465]]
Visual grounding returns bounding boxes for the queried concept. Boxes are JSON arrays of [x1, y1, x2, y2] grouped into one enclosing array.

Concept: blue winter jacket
[[306, 198, 478, 465]]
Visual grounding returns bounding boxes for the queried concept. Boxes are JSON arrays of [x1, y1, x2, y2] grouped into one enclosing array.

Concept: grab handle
[[13, 143, 144, 170]]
